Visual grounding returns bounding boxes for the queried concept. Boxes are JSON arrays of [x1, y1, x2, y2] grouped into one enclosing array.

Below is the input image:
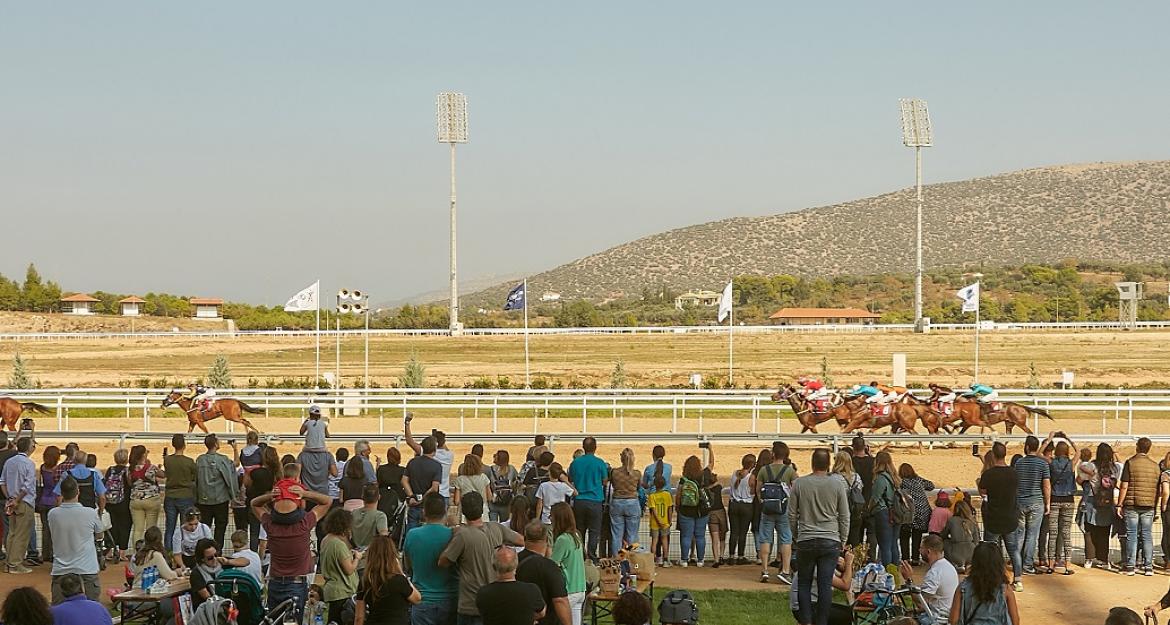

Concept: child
[[172, 508, 213, 569], [302, 584, 327, 625], [928, 491, 952, 536], [1076, 447, 1096, 485], [272, 463, 307, 523], [299, 405, 329, 452], [218, 530, 262, 586], [647, 476, 674, 568]]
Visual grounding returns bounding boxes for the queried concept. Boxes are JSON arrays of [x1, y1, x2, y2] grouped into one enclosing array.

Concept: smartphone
[[698, 442, 711, 450], [971, 443, 980, 457], [431, 428, 438, 438]]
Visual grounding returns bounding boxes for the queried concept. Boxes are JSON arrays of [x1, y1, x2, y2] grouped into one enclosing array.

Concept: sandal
[[1061, 568, 1075, 575]]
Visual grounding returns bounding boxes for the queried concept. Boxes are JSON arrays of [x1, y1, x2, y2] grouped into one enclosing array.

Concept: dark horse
[[0, 397, 51, 432], [161, 390, 262, 434], [772, 385, 859, 433]]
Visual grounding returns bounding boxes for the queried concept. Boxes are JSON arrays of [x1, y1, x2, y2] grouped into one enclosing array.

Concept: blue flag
[[504, 282, 526, 311]]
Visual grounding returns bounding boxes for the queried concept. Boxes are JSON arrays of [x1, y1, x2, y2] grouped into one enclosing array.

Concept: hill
[[466, 161, 1170, 306]]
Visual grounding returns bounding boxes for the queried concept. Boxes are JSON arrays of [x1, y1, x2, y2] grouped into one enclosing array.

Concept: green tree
[[9, 353, 34, 389], [819, 356, 833, 388], [207, 355, 232, 387], [0, 275, 20, 310], [610, 359, 628, 388], [21, 264, 50, 312], [399, 352, 426, 388], [1027, 362, 1041, 389]]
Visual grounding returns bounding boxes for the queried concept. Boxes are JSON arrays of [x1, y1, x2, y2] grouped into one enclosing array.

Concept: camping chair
[[211, 569, 264, 625]]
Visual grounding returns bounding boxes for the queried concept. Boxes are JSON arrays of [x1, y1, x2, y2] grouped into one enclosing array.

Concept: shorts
[[651, 527, 671, 539], [708, 509, 729, 538], [758, 511, 792, 546]]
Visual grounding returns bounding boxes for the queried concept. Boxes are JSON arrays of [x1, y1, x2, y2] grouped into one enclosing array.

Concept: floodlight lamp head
[[899, 98, 933, 148], [436, 92, 469, 144]]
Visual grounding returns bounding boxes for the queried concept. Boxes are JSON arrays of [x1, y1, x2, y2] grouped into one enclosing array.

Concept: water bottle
[[314, 610, 324, 625], [141, 566, 152, 590], [149, 565, 158, 589]]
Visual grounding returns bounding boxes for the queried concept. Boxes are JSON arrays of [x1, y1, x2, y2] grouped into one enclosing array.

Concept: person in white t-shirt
[[535, 463, 577, 526], [899, 534, 959, 625], [219, 530, 263, 586], [405, 417, 455, 500]]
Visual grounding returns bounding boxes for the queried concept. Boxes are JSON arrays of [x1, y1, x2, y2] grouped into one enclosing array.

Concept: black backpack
[[760, 464, 792, 515], [658, 590, 699, 625], [490, 466, 514, 507]]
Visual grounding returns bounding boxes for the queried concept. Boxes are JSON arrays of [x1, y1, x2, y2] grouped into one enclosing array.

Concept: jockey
[[964, 383, 998, 404], [849, 383, 881, 403], [797, 376, 831, 403], [871, 381, 906, 404], [184, 383, 216, 412], [929, 383, 957, 404]]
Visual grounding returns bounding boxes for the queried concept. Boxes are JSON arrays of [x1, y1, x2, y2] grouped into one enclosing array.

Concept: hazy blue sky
[[3, 3, 1167, 304]]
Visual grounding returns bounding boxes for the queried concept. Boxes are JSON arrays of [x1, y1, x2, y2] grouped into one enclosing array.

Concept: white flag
[[717, 280, 733, 323], [284, 281, 320, 312], [956, 282, 980, 313]]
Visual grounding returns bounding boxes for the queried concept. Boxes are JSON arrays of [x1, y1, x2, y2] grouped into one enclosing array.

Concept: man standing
[[54, 449, 106, 512], [1, 437, 37, 574], [47, 476, 104, 603], [252, 483, 335, 623], [438, 492, 523, 625], [406, 417, 454, 501], [850, 437, 875, 553], [978, 441, 1023, 592], [298, 440, 339, 540], [754, 443, 796, 585], [789, 448, 849, 625], [164, 433, 197, 550], [403, 493, 457, 625], [402, 436, 442, 532], [898, 535, 958, 624], [567, 437, 608, 561], [516, 520, 572, 625], [351, 484, 388, 552], [354, 440, 378, 484], [196, 434, 238, 548], [1013, 436, 1051, 575], [476, 547, 546, 625], [1119, 437, 1160, 576], [50, 573, 114, 625]]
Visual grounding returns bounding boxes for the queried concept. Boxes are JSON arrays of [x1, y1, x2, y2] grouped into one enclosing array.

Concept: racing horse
[[161, 390, 262, 434], [902, 393, 971, 434], [772, 385, 859, 433], [841, 398, 921, 434], [0, 397, 51, 432], [976, 399, 1054, 434]]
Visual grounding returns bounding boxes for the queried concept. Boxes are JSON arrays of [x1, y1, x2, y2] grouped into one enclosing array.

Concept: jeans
[[164, 496, 196, 552], [199, 501, 230, 549], [873, 509, 901, 566], [1047, 501, 1075, 564], [573, 499, 604, 561], [678, 514, 709, 562], [758, 512, 792, 546], [728, 501, 753, 559], [796, 538, 842, 625], [1125, 507, 1156, 570], [456, 614, 482, 625], [487, 503, 510, 524], [268, 577, 309, 624], [609, 498, 641, 556], [411, 600, 456, 625], [407, 505, 425, 534], [984, 528, 1022, 581], [567, 591, 586, 625], [1016, 501, 1045, 571]]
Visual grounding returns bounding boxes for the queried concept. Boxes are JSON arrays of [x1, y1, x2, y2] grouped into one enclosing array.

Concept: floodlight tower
[[899, 98, 933, 333], [437, 92, 469, 336]]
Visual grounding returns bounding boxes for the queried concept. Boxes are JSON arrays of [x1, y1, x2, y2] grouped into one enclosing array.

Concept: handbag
[[98, 508, 113, 531]]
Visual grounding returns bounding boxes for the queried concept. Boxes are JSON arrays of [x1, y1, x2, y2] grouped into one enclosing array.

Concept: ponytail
[[654, 459, 664, 481]]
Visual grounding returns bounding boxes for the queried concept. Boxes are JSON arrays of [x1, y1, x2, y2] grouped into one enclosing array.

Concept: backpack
[[886, 475, 915, 525], [1095, 466, 1116, 508], [658, 590, 699, 625], [490, 466, 514, 507], [105, 465, 129, 505], [760, 464, 792, 515], [845, 473, 866, 507], [679, 477, 702, 508]]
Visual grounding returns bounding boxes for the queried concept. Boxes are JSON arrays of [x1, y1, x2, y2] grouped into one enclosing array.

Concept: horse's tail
[[235, 400, 264, 414], [1025, 405, 1055, 420], [21, 402, 51, 415]]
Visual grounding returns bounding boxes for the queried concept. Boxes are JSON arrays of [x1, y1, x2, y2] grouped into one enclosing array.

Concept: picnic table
[[588, 578, 654, 625], [111, 578, 192, 625]]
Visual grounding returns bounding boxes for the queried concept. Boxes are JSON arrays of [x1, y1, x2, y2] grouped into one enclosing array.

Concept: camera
[[971, 443, 980, 457], [698, 442, 711, 449]]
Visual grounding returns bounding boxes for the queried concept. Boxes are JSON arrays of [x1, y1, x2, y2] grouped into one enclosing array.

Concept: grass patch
[[657, 588, 796, 625]]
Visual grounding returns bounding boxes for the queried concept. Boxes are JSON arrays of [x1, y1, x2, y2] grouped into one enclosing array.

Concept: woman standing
[[897, 463, 934, 565], [1159, 451, 1170, 570], [35, 446, 62, 563], [832, 451, 863, 547], [871, 451, 902, 566], [750, 449, 772, 564], [609, 448, 641, 556], [948, 542, 1020, 625], [244, 446, 281, 550], [702, 447, 727, 568], [354, 536, 420, 625], [1046, 441, 1077, 575], [128, 445, 165, 548], [942, 499, 980, 573], [376, 447, 407, 539], [675, 455, 711, 567], [340, 458, 368, 511], [452, 454, 492, 515], [551, 502, 587, 625], [320, 509, 363, 624], [103, 448, 132, 562], [1085, 443, 1121, 570], [727, 454, 755, 565], [232, 433, 263, 546], [486, 450, 518, 523]]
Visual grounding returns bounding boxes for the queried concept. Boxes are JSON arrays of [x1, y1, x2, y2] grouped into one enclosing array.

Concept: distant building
[[119, 296, 146, 317], [60, 293, 100, 315], [768, 307, 881, 326], [190, 297, 224, 319], [540, 292, 561, 302], [674, 290, 721, 310]]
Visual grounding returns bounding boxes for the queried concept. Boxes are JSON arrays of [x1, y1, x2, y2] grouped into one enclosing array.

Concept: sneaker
[[1125, 568, 1136, 576], [22, 558, 39, 567], [1022, 567, 1037, 576], [1012, 581, 1024, 593], [662, 560, 673, 568], [6, 565, 31, 575], [737, 557, 750, 566], [1144, 569, 1155, 577], [712, 559, 721, 569], [696, 561, 704, 568], [760, 572, 770, 583], [754, 558, 763, 565], [679, 561, 688, 568], [688, 559, 697, 567], [776, 573, 792, 585], [1084, 560, 1094, 569]]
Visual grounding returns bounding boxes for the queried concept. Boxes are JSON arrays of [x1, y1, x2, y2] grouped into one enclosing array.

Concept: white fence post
[[1128, 397, 1134, 436], [143, 396, 149, 432], [672, 398, 678, 433], [581, 397, 588, 433], [56, 396, 63, 431]]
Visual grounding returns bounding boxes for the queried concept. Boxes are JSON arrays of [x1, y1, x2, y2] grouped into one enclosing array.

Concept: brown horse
[[0, 397, 51, 432], [841, 400, 920, 434], [980, 400, 1054, 435], [916, 392, 990, 433], [900, 393, 956, 434], [772, 385, 856, 433], [161, 391, 262, 434]]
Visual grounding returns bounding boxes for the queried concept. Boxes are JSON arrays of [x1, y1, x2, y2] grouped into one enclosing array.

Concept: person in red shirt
[[250, 484, 333, 624]]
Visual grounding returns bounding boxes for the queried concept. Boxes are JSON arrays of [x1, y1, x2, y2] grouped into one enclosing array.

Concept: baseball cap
[[308, 405, 321, 416]]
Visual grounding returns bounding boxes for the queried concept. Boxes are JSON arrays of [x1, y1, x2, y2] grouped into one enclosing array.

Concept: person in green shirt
[[163, 433, 197, 552], [550, 502, 586, 625], [403, 493, 456, 624], [351, 485, 388, 565], [320, 508, 363, 623]]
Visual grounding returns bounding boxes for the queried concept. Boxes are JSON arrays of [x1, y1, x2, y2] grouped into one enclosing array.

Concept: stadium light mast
[[437, 92, 469, 336], [899, 98, 933, 333]]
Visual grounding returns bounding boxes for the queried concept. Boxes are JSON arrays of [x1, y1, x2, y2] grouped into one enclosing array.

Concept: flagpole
[[314, 280, 321, 389], [523, 279, 530, 388], [728, 281, 734, 385], [974, 279, 981, 383]]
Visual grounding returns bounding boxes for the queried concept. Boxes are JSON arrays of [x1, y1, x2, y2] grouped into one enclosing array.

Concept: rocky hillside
[[468, 161, 1170, 305]]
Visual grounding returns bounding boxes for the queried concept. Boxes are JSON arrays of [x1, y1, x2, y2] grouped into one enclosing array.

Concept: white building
[[119, 296, 146, 316], [60, 293, 100, 315], [540, 292, 561, 302], [674, 290, 721, 310], [190, 297, 224, 319]]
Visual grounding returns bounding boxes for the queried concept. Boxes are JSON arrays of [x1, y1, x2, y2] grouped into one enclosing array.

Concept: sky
[[2, 3, 1168, 305]]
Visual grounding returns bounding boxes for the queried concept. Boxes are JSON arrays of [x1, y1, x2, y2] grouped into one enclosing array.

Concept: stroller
[[389, 499, 408, 550], [208, 569, 276, 625]]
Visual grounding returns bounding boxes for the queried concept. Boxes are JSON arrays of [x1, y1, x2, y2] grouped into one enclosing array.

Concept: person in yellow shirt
[[647, 476, 674, 568]]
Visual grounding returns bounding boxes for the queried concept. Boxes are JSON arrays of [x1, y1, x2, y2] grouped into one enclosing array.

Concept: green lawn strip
[[655, 588, 795, 625]]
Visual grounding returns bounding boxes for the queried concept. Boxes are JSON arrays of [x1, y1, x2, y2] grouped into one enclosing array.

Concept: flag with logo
[[717, 280, 734, 323], [284, 281, 320, 312], [504, 282, 526, 311], [956, 282, 980, 313]]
